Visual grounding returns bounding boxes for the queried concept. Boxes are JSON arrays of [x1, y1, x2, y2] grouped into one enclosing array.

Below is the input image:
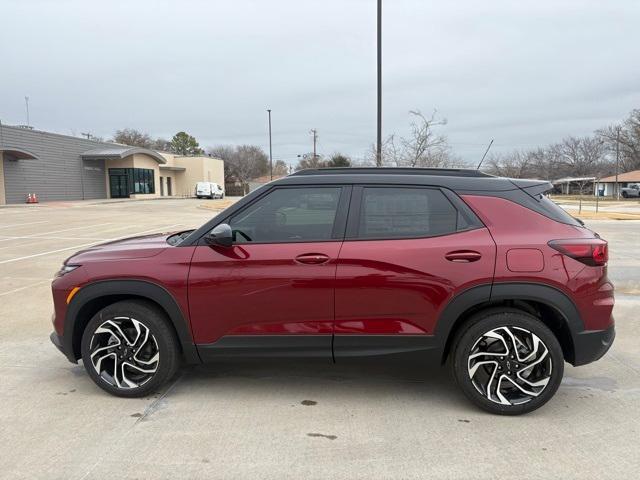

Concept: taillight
[[548, 239, 608, 266]]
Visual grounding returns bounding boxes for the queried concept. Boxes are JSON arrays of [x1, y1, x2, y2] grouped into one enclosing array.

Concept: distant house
[[596, 170, 640, 196], [551, 177, 596, 195]]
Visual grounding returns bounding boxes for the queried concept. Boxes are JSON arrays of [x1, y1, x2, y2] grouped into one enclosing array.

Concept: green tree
[[326, 153, 351, 167], [170, 131, 203, 156]]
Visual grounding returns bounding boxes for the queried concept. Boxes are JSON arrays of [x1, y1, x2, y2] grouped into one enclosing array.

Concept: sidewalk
[[0, 196, 194, 209]]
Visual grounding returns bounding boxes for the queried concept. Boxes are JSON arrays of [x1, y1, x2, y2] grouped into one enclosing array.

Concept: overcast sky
[[2, 0, 639, 166]]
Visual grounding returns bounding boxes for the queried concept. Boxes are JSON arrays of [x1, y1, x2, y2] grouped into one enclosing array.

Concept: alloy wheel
[[467, 326, 552, 406], [89, 316, 160, 389]]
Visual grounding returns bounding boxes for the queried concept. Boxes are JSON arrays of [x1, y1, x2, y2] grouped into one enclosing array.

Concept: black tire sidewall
[[80, 300, 179, 398], [452, 310, 564, 415]]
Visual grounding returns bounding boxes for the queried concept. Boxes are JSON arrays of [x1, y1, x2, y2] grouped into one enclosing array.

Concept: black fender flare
[[434, 282, 584, 362], [64, 279, 201, 364]]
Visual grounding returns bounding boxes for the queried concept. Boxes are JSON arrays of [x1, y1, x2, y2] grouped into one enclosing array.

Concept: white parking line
[[0, 224, 183, 265], [0, 223, 113, 242], [0, 280, 51, 297], [0, 221, 50, 229]]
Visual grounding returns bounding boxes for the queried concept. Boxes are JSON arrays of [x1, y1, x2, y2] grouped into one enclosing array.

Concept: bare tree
[[551, 136, 607, 178], [364, 110, 455, 167], [112, 128, 153, 148], [398, 110, 451, 167], [273, 160, 289, 176], [295, 154, 326, 171], [598, 109, 640, 172], [208, 145, 269, 184]]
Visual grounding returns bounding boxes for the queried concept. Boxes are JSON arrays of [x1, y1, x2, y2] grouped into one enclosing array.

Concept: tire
[[80, 300, 180, 398], [451, 308, 564, 415], [622, 191, 628, 198]]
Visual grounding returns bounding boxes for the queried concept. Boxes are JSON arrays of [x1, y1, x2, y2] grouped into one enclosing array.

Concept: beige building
[[0, 124, 224, 204]]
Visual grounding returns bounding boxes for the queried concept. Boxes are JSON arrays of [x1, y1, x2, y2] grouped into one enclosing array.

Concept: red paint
[[334, 228, 496, 335], [51, 191, 614, 351], [506, 248, 544, 272], [462, 195, 614, 330], [187, 242, 341, 343]]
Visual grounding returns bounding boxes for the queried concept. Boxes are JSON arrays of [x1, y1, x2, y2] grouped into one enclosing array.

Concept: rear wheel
[[622, 191, 628, 198], [80, 300, 180, 397], [452, 309, 563, 415]]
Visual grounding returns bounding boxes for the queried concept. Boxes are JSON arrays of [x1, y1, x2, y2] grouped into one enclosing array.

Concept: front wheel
[[80, 300, 180, 397], [452, 309, 564, 415]]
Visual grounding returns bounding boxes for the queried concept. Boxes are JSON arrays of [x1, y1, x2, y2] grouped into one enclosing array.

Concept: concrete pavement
[[0, 200, 639, 479]]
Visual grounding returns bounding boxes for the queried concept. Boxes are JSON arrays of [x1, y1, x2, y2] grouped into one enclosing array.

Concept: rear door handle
[[295, 253, 330, 265], [445, 250, 482, 263]]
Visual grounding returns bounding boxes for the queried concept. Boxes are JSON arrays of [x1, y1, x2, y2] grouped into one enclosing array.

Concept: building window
[[108, 168, 155, 198], [132, 168, 155, 194]]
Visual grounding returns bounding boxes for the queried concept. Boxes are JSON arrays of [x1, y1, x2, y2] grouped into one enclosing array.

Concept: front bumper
[[50, 331, 77, 364], [572, 324, 616, 366]]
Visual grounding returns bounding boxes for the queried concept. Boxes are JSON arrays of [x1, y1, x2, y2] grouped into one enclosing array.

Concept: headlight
[[55, 264, 80, 278]]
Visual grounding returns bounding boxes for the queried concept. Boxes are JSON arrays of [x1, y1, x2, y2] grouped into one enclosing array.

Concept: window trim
[[202, 185, 352, 245], [345, 184, 482, 242]]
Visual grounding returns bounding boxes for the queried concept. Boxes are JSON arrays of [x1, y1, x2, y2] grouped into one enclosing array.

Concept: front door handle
[[295, 253, 330, 265], [445, 250, 482, 263]]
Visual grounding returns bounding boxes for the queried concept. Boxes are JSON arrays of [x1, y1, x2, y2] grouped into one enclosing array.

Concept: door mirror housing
[[205, 223, 233, 247]]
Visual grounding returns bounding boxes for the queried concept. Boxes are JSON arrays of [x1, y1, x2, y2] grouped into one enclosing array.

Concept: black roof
[[291, 167, 492, 178]]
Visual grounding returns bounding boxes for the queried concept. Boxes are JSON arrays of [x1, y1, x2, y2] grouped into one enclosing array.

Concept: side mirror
[[205, 223, 233, 247]]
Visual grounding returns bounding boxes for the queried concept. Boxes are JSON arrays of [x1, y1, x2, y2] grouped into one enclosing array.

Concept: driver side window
[[228, 187, 342, 243]]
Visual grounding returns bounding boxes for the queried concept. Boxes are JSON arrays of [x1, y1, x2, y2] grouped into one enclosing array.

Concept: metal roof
[[81, 147, 166, 164], [0, 146, 39, 160]]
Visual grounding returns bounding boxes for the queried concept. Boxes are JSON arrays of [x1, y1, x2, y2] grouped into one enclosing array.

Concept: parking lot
[[1, 199, 639, 479]]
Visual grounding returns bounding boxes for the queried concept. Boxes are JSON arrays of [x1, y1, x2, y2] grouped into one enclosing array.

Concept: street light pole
[[267, 109, 273, 180], [376, 0, 382, 167], [615, 126, 620, 200]]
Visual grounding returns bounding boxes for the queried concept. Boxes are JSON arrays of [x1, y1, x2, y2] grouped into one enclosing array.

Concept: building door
[[108, 169, 129, 198], [167, 177, 172, 196], [160, 177, 164, 196]]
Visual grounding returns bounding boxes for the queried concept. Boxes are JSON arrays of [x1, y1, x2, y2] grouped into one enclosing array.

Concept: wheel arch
[[436, 283, 582, 365], [64, 280, 201, 364]]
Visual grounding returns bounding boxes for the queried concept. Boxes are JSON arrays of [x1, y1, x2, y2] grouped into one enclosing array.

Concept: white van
[[195, 182, 225, 199]]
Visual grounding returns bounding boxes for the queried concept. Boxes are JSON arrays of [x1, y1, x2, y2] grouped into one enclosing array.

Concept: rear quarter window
[[357, 187, 460, 239]]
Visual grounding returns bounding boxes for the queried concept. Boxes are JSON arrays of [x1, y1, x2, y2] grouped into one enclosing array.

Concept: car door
[[189, 185, 350, 360], [334, 185, 496, 358]]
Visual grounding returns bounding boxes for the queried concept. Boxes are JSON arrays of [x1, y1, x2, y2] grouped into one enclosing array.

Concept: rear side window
[[357, 187, 459, 239], [229, 187, 342, 243]]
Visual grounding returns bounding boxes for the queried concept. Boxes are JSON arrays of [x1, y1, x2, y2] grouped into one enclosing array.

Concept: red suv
[[50, 168, 615, 414]]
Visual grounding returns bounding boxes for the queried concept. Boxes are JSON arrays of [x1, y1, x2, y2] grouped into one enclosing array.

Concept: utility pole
[[25, 96, 30, 126], [615, 126, 621, 200], [310, 129, 318, 160], [81, 132, 93, 140], [376, 0, 382, 167], [267, 109, 273, 180]]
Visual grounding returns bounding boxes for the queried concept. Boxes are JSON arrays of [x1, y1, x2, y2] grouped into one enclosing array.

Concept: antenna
[[25, 96, 30, 126], [476, 139, 494, 170]]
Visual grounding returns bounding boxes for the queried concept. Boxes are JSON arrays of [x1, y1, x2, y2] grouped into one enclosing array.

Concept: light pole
[[267, 109, 273, 180], [615, 126, 620, 200], [376, 0, 382, 167]]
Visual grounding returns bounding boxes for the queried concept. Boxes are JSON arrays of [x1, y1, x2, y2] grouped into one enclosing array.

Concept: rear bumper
[[572, 324, 615, 366]]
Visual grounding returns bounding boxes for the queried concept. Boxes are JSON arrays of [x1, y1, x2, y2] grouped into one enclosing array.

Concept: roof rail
[[290, 167, 492, 178]]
